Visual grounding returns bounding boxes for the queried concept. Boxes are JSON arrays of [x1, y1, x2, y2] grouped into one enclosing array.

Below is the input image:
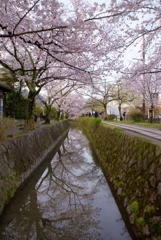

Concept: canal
[[0, 127, 135, 240]]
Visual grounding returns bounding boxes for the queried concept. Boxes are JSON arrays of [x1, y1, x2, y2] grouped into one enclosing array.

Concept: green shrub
[[50, 107, 58, 119], [23, 120, 38, 131], [131, 201, 139, 215], [136, 217, 145, 228], [0, 117, 16, 142], [128, 110, 145, 122], [144, 205, 155, 217], [6, 92, 29, 119], [107, 114, 116, 120], [35, 105, 43, 117], [43, 106, 57, 119], [78, 116, 101, 129], [0, 202, 4, 213]]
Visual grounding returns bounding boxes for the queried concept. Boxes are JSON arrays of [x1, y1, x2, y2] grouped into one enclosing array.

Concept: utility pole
[[142, 35, 146, 116]]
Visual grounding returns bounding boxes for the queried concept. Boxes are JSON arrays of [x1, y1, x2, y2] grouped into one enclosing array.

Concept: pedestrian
[[99, 112, 102, 118], [123, 112, 126, 121], [95, 111, 98, 118], [33, 112, 37, 122]]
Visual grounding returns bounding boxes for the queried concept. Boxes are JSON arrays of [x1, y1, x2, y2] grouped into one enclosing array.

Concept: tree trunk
[[56, 110, 60, 121], [44, 114, 50, 124], [103, 104, 108, 120], [44, 105, 51, 124], [27, 91, 36, 120], [149, 105, 154, 123], [118, 103, 123, 121], [27, 82, 41, 120]]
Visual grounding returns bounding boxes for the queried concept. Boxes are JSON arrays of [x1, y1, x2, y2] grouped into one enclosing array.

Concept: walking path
[[102, 121, 161, 145], [4, 120, 55, 141]]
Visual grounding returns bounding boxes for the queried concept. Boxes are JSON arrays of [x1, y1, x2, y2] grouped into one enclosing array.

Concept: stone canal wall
[[78, 117, 161, 240], [0, 120, 70, 214]]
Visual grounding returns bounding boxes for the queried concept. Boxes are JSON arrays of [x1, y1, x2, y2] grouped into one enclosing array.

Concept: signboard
[[0, 98, 3, 118]]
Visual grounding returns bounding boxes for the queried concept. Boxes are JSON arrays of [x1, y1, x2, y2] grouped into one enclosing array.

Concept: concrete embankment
[[78, 117, 161, 240], [0, 120, 70, 214]]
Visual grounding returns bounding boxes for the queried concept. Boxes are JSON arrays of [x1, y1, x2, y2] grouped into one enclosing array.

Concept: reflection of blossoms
[[36, 129, 103, 240], [0, 129, 103, 240]]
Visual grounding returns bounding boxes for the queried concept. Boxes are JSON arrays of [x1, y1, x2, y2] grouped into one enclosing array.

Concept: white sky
[[88, 0, 108, 3], [60, 0, 110, 6]]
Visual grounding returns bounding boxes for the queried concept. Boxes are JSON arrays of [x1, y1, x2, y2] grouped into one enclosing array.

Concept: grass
[[114, 127, 124, 131], [102, 121, 152, 142], [0, 118, 57, 144], [133, 136, 151, 142], [101, 122, 124, 131], [104, 120, 161, 129], [123, 120, 161, 129]]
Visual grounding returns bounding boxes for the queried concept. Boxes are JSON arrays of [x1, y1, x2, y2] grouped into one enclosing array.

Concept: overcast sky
[[60, 0, 110, 6]]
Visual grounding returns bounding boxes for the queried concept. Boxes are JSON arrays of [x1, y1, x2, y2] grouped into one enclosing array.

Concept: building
[[107, 100, 129, 119], [0, 83, 11, 118]]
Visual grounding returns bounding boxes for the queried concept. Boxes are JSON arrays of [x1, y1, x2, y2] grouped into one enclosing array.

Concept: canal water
[[0, 128, 135, 240]]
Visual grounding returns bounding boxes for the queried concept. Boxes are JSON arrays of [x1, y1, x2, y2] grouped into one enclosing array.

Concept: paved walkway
[[4, 120, 55, 140], [102, 121, 161, 145]]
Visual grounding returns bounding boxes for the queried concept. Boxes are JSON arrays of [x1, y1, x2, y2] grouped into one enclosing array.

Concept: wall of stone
[[78, 117, 161, 240], [0, 120, 70, 214]]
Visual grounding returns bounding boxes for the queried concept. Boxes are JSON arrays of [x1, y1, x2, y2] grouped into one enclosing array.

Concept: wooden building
[[0, 83, 11, 118]]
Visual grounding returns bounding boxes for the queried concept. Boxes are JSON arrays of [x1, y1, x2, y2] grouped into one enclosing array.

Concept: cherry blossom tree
[[1, 0, 161, 124], [113, 80, 136, 121], [124, 60, 161, 122], [105, 1, 161, 95], [52, 89, 86, 121], [58, 92, 86, 119], [85, 97, 102, 115], [86, 1, 161, 89], [1, 0, 161, 73], [39, 80, 78, 123], [0, 0, 110, 71], [0, 0, 114, 121], [81, 78, 115, 120], [0, 42, 73, 119]]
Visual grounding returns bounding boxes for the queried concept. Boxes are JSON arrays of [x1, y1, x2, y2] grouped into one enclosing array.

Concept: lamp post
[[133, 57, 146, 116], [133, 36, 146, 116], [142, 35, 145, 116], [149, 93, 158, 123]]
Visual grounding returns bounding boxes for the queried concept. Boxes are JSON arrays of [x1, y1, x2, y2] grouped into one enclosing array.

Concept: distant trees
[[1, 0, 161, 122], [0, 0, 111, 121], [81, 78, 115, 120], [54, 92, 85, 120], [39, 80, 77, 123], [113, 80, 135, 121], [124, 62, 161, 122]]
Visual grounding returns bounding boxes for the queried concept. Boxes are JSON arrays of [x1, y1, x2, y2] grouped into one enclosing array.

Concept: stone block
[[149, 176, 156, 187], [157, 183, 161, 195]]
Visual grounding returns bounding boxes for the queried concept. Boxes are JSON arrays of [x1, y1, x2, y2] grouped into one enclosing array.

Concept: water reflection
[[0, 128, 132, 240]]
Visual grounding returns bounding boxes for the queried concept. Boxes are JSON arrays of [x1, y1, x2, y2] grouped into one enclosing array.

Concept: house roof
[[0, 83, 11, 92]]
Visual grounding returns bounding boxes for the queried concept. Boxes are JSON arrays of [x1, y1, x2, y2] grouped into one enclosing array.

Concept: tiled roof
[[0, 83, 11, 91]]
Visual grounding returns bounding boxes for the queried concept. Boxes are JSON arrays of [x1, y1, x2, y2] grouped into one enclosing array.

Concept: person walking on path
[[95, 111, 98, 118]]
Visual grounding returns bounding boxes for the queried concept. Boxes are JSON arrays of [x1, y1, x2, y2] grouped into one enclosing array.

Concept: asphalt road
[[102, 121, 161, 145]]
